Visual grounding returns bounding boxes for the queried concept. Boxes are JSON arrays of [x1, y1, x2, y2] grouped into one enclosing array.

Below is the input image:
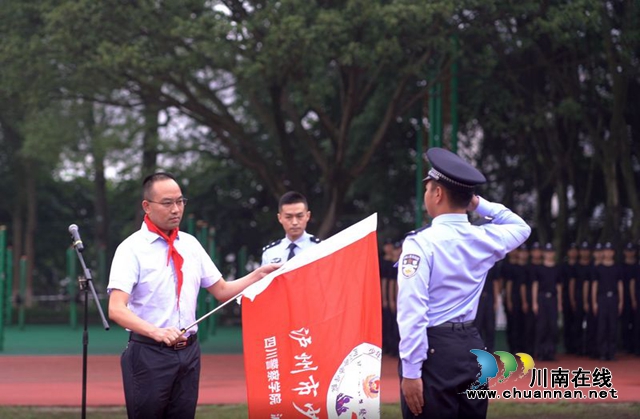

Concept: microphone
[[68, 224, 85, 252]]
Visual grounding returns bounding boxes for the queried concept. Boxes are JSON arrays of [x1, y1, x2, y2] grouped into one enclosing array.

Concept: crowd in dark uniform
[[380, 239, 402, 356], [381, 239, 640, 361]]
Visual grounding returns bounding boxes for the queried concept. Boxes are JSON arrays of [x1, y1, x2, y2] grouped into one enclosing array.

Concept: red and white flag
[[241, 214, 382, 418]]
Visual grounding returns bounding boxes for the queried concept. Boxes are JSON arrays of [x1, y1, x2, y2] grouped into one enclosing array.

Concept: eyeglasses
[[146, 198, 188, 208]]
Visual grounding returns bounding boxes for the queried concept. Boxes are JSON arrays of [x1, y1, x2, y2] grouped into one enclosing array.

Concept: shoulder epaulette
[[405, 224, 431, 237], [262, 239, 282, 252], [310, 236, 321, 243]]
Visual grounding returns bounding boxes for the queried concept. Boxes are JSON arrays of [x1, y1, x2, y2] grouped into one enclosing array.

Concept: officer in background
[[502, 248, 521, 353], [397, 148, 531, 419], [523, 242, 542, 354], [388, 241, 402, 356], [516, 244, 533, 353], [380, 239, 397, 355], [532, 243, 562, 361], [592, 242, 623, 360], [586, 243, 604, 358], [574, 241, 592, 355], [633, 244, 640, 356], [561, 243, 578, 354], [472, 216, 502, 354], [261, 191, 321, 265], [621, 242, 636, 354]]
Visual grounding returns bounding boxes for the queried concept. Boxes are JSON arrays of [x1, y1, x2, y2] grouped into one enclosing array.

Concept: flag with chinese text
[[242, 214, 382, 418]]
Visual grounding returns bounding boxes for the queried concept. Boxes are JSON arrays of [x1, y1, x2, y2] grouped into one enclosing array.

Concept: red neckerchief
[[144, 215, 184, 309]]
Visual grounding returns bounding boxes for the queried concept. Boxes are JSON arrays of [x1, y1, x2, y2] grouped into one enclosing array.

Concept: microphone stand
[[72, 244, 110, 419]]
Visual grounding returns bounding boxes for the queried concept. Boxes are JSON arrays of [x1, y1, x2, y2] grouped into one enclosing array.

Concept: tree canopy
[[0, 0, 638, 299]]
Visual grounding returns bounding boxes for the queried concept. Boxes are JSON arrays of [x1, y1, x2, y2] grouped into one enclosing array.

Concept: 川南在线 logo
[[468, 350, 535, 390]]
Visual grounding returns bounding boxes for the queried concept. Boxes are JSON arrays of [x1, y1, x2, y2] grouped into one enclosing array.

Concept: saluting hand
[[401, 377, 424, 416], [466, 195, 480, 212]]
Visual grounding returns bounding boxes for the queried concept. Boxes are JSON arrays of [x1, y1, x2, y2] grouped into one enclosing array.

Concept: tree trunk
[[316, 181, 348, 239], [136, 98, 162, 226], [11, 199, 23, 304], [599, 150, 619, 240], [92, 146, 109, 252], [24, 160, 37, 306]]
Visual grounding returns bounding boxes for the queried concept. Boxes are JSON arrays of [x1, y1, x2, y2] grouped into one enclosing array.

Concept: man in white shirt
[[108, 172, 279, 419]]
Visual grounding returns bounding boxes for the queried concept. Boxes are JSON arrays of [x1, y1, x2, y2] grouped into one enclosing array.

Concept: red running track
[[0, 354, 639, 406]]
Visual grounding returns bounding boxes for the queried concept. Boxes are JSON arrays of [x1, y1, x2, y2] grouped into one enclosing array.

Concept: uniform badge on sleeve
[[401, 254, 421, 278]]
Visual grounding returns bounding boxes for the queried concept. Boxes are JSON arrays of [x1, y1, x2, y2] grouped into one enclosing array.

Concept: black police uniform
[[621, 246, 636, 353], [522, 259, 537, 354], [574, 259, 592, 356], [502, 253, 523, 353], [594, 261, 623, 360], [561, 253, 577, 354], [472, 217, 501, 354], [532, 260, 562, 360], [634, 262, 640, 356], [380, 253, 398, 356], [586, 248, 601, 359], [475, 262, 500, 353]]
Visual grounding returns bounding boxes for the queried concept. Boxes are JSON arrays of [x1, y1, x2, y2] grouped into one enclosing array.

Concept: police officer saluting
[[397, 148, 531, 419], [261, 191, 321, 266]]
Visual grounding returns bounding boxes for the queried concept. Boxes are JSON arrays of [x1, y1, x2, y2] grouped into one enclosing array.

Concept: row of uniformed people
[[379, 239, 402, 356], [497, 240, 639, 361]]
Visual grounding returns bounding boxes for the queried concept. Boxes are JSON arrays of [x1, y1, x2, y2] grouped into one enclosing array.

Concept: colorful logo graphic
[[469, 350, 535, 389], [401, 254, 420, 278], [328, 343, 381, 418]]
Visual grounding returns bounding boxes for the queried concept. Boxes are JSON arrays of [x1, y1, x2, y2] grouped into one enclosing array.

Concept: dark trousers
[[586, 311, 598, 358], [596, 295, 618, 360], [383, 307, 400, 356], [620, 295, 633, 353], [634, 304, 640, 356], [522, 309, 536, 355], [398, 325, 488, 419], [121, 340, 201, 419], [571, 302, 586, 356], [535, 295, 558, 360], [475, 295, 495, 353], [506, 297, 523, 353], [562, 294, 575, 354]]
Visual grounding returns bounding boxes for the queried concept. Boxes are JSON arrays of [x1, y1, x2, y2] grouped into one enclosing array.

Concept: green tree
[[43, 0, 473, 237]]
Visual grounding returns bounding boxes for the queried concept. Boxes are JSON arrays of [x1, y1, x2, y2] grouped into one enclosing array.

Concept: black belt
[[129, 332, 198, 350], [429, 320, 475, 330]]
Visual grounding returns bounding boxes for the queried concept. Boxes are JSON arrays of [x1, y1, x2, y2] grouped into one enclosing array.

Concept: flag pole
[[180, 291, 244, 335]]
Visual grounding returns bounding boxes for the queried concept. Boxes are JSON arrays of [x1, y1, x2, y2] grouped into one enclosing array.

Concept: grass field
[[1, 403, 639, 419]]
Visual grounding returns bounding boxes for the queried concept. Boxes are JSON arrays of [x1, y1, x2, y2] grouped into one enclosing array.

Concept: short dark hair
[[142, 172, 177, 199], [279, 191, 308, 211], [431, 180, 474, 209]]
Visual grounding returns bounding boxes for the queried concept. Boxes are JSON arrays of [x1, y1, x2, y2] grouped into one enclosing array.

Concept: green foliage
[[1, 0, 640, 293]]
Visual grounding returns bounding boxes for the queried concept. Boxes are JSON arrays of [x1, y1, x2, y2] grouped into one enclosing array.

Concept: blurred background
[[0, 0, 638, 327]]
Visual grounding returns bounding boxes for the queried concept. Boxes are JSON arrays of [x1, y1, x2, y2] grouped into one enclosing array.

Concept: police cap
[[424, 148, 486, 192]]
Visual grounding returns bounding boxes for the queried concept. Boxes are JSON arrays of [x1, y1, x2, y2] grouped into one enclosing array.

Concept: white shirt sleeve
[[397, 237, 431, 379]]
